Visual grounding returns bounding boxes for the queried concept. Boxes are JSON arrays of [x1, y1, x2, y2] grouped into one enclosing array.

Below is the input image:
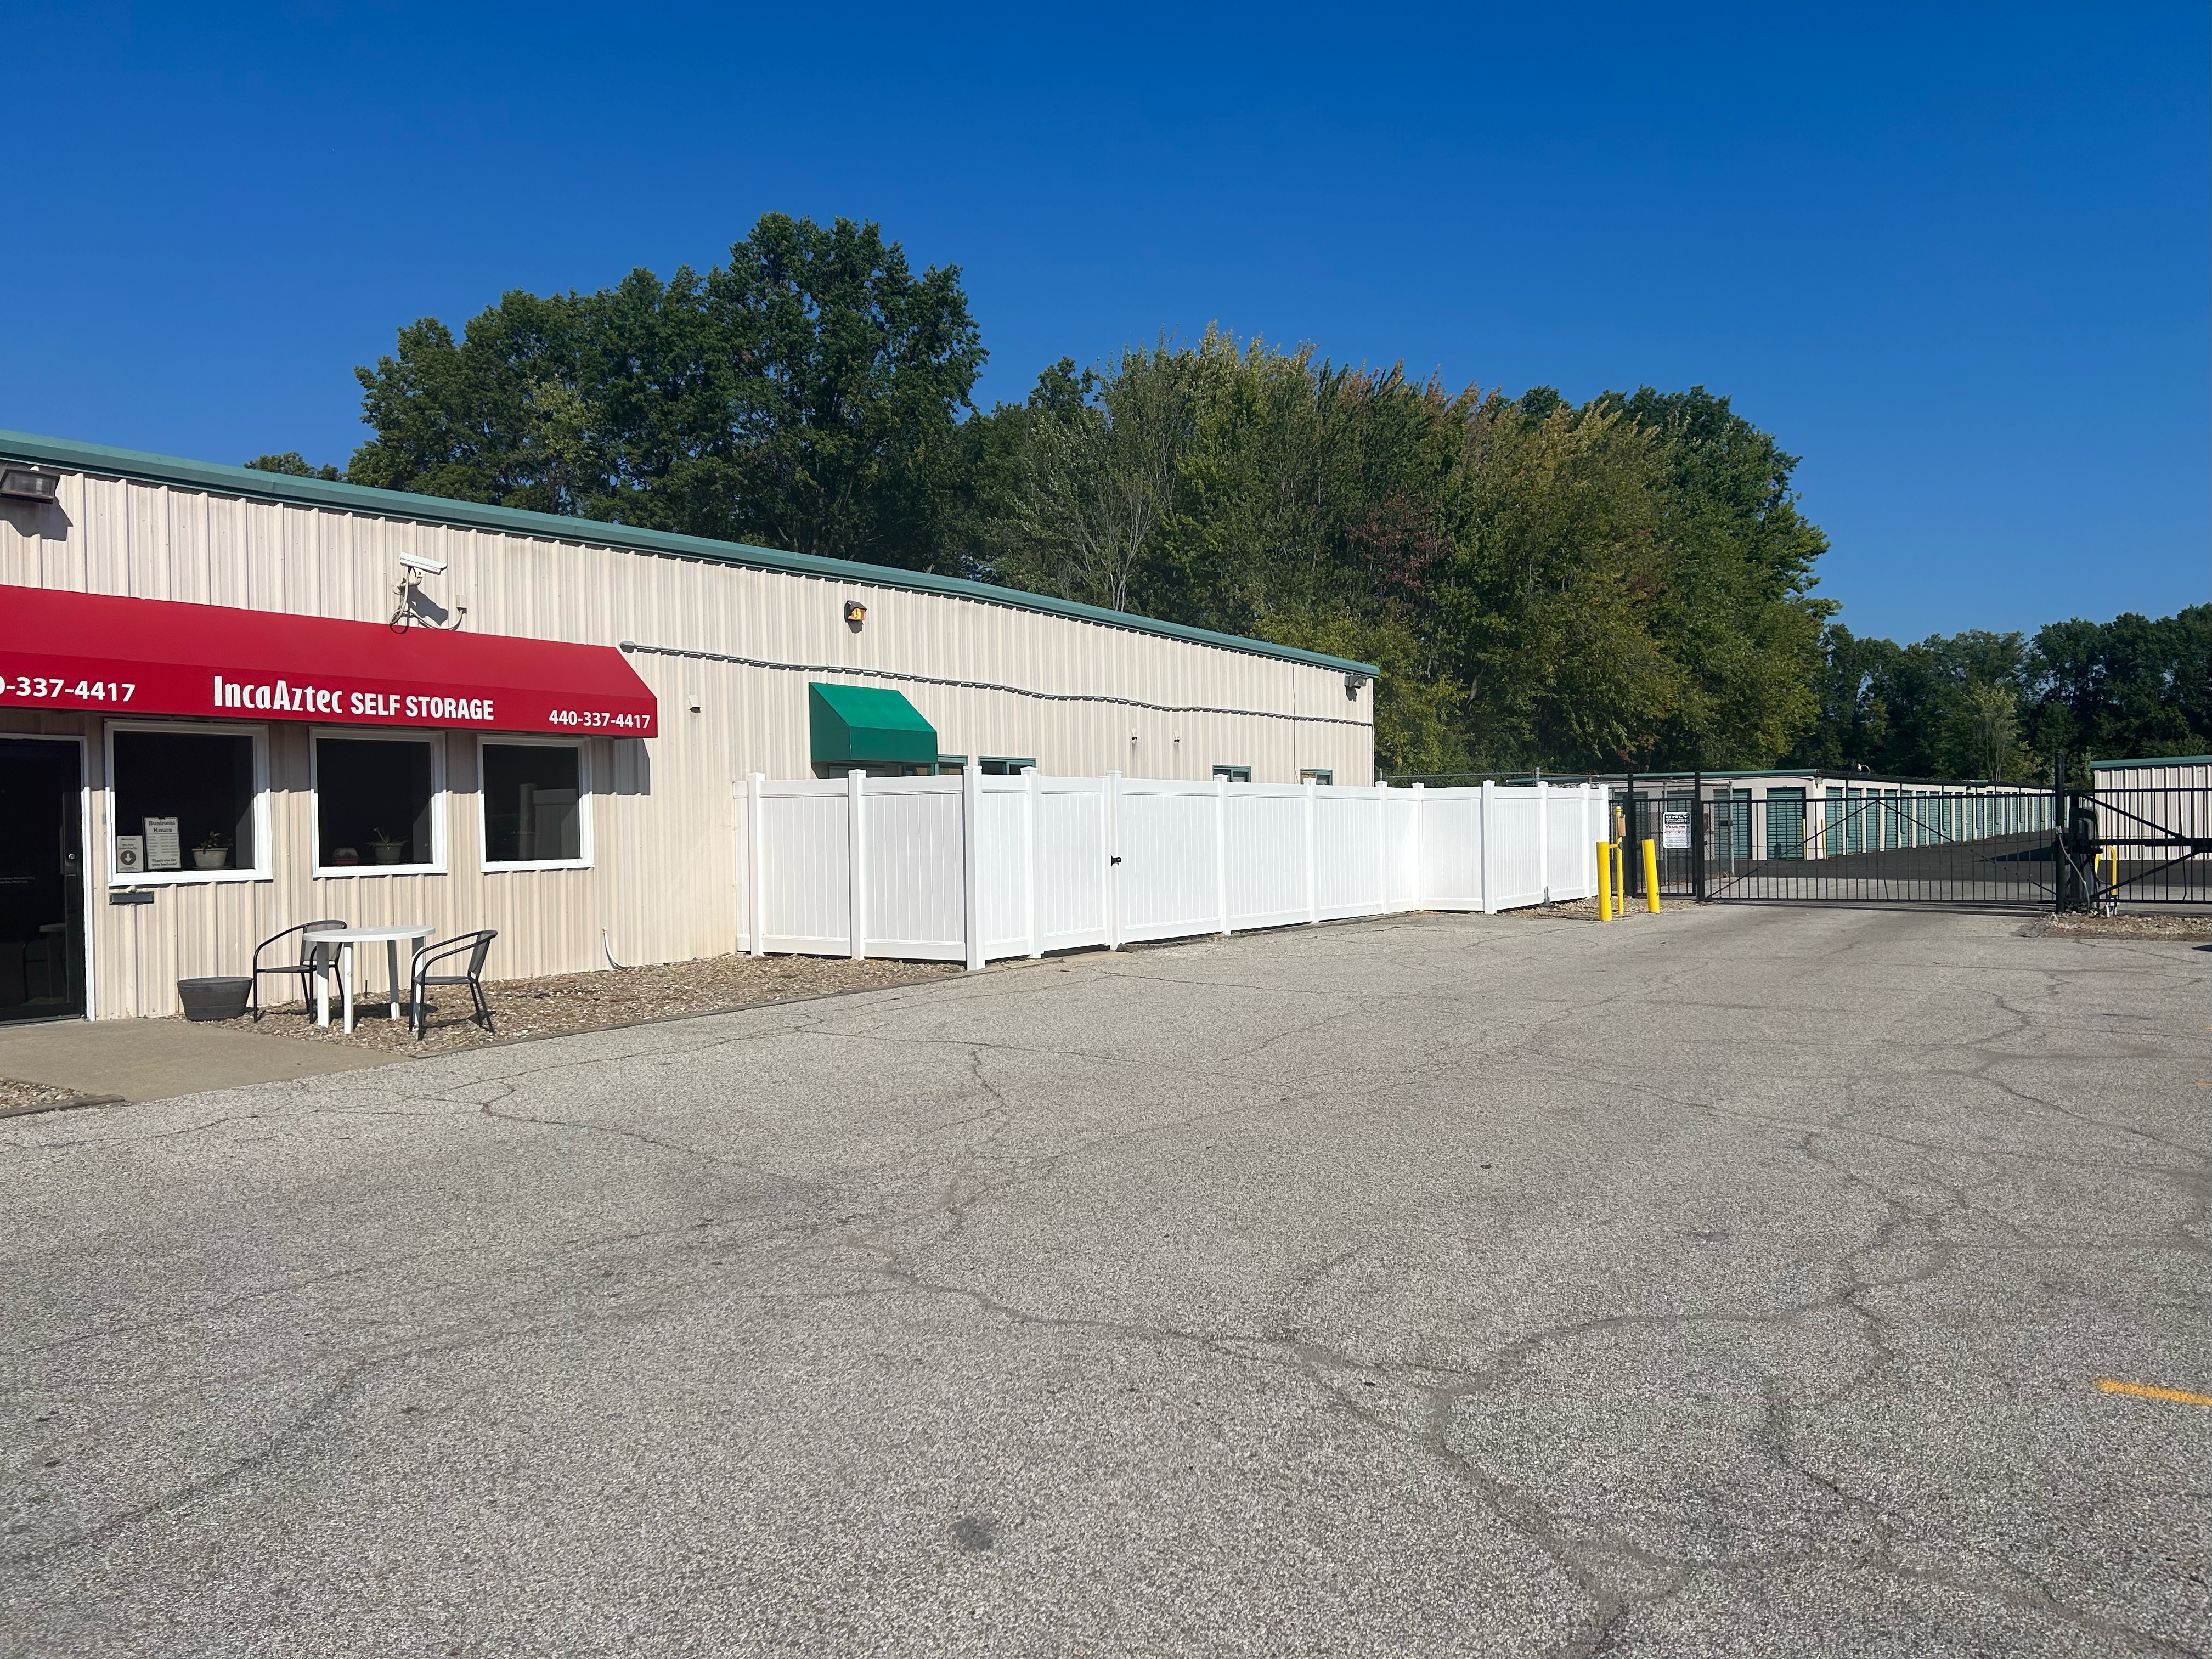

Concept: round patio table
[[308, 924, 436, 1034]]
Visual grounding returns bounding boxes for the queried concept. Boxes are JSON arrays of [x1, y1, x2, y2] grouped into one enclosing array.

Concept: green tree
[[244, 452, 342, 481], [960, 334, 1835, 775], [1949, 682, 2028, 782], [1787, 627, 2033, 778], [1787, 624, 1901, 771], [1791, 610, 2211, 782], [984, 343, 1192, 612], [698, 213, 987, 565], [2023, 606, 2212, 769], [346, 215, 985, 571], [1443, 393, 1684, 770], [1610, 387, 1834, 768]]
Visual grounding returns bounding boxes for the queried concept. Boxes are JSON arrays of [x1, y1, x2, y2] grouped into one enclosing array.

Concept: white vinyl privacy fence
[[742, 771, 1601, 969]]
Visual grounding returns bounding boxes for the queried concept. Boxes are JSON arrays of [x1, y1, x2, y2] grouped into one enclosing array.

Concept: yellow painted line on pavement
[[2095, 1378, 2212, 1408]]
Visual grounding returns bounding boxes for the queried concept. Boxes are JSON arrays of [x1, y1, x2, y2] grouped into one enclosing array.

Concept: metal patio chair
[[250, 919, 349, 1020], [407, 929, 498, 1039]]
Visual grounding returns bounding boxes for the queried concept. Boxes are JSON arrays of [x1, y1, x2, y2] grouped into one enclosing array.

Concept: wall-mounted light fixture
[[1344, 672, 1370, 701], [844, 599, 867, 630], [0, 466, 60, 504]]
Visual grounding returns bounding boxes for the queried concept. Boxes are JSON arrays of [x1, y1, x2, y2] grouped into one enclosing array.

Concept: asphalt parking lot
[[2, 905, 2207, 1657]]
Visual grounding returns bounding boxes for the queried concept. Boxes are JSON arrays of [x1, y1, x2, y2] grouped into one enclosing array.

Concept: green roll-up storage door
[[808, 683, 938, 767]]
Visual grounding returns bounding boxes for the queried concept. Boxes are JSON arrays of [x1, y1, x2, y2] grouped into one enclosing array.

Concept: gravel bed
[[1503, 895, 1697, 921], [200, 953, 963, 1054], [2038, 911, 2212, 941], [0, 1078, 102, 1113]]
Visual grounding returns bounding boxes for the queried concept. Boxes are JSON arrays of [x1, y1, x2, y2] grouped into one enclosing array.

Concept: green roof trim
[[0, 428, 1378, 678], [809, 683, 938, 767], [2090, 754, 2212, 769]]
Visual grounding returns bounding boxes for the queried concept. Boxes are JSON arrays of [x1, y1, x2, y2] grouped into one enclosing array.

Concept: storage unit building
[[0, 431, 1376, 1020], [1500, 768, 2053, 859]]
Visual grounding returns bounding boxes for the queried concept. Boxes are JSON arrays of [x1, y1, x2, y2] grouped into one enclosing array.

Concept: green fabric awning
[[809, 682, 938, 767]]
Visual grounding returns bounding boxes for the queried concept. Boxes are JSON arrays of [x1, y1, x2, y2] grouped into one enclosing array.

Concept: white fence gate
[[743, 771, 1601, 969]]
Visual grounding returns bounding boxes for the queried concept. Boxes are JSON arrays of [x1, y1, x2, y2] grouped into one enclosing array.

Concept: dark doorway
[[0, 739, 87, 1020]]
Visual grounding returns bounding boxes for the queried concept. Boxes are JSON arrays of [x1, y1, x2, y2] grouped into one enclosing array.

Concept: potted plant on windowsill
[[190, 831, 232, 871], [369, 829, 408, 865]]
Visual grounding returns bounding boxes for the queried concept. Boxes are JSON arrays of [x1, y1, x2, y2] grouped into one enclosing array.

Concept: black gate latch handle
[[1110, 855, 1122, 865]]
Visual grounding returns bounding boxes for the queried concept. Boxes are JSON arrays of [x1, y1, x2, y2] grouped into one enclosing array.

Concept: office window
[[110, 727, 260, 878], [482, 742, 586, 866], [315, 735, 439, 872], [1213, 765, 1251, 783], [1300, 768, 1334, 786]]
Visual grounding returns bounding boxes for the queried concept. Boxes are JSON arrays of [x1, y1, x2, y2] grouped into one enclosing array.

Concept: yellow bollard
[[1642, 838, 1661, 914], [1595, 839, 1613, 921]]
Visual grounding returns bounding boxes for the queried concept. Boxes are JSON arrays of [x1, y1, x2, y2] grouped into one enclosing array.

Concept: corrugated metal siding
[[3, 467, 1368, 1017], [2095, 761, 2212, 793]]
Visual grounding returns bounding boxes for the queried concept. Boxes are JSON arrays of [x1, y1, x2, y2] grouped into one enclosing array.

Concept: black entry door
[[0, 740, 86, 1020]]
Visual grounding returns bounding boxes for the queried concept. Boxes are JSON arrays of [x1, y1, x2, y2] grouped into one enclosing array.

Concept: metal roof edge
[[0, 428, 1380, 679], [2089, 753, 2212, 769], [1384, 766, 2049, 788]]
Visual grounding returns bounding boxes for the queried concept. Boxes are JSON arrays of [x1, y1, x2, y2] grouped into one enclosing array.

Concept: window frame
[[1300, 768, 1335, 786], [476, 734, 593, 872], [309, 726, 448, 879], [1212, 765, 1252, 783], [104, 719, 272, 887], [978, 756, 1037, 776]]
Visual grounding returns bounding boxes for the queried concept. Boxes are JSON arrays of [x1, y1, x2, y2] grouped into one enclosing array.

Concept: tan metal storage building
[[0, 431, 1376, 1020], [2090, 754, 2212, 794]]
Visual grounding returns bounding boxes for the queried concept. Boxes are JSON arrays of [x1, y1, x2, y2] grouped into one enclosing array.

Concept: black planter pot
[[177, 975, 252, 1022]]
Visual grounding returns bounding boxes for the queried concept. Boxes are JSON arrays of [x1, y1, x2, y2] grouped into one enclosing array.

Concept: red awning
[[0, 587, 657, 737]]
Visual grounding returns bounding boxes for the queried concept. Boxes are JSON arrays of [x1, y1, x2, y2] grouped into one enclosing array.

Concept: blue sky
[[6, 3, 2204, 641]]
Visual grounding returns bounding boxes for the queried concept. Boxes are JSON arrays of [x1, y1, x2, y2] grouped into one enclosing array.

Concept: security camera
[[397, 553, 448, 575]]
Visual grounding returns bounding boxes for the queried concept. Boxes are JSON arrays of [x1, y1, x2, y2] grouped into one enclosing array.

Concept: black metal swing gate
[[1604, 763, 2212, 912]]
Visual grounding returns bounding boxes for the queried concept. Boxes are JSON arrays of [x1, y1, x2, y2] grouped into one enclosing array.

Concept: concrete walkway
[[2, 906, 2206, 1656], [0, 1014, 397, 1103]]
